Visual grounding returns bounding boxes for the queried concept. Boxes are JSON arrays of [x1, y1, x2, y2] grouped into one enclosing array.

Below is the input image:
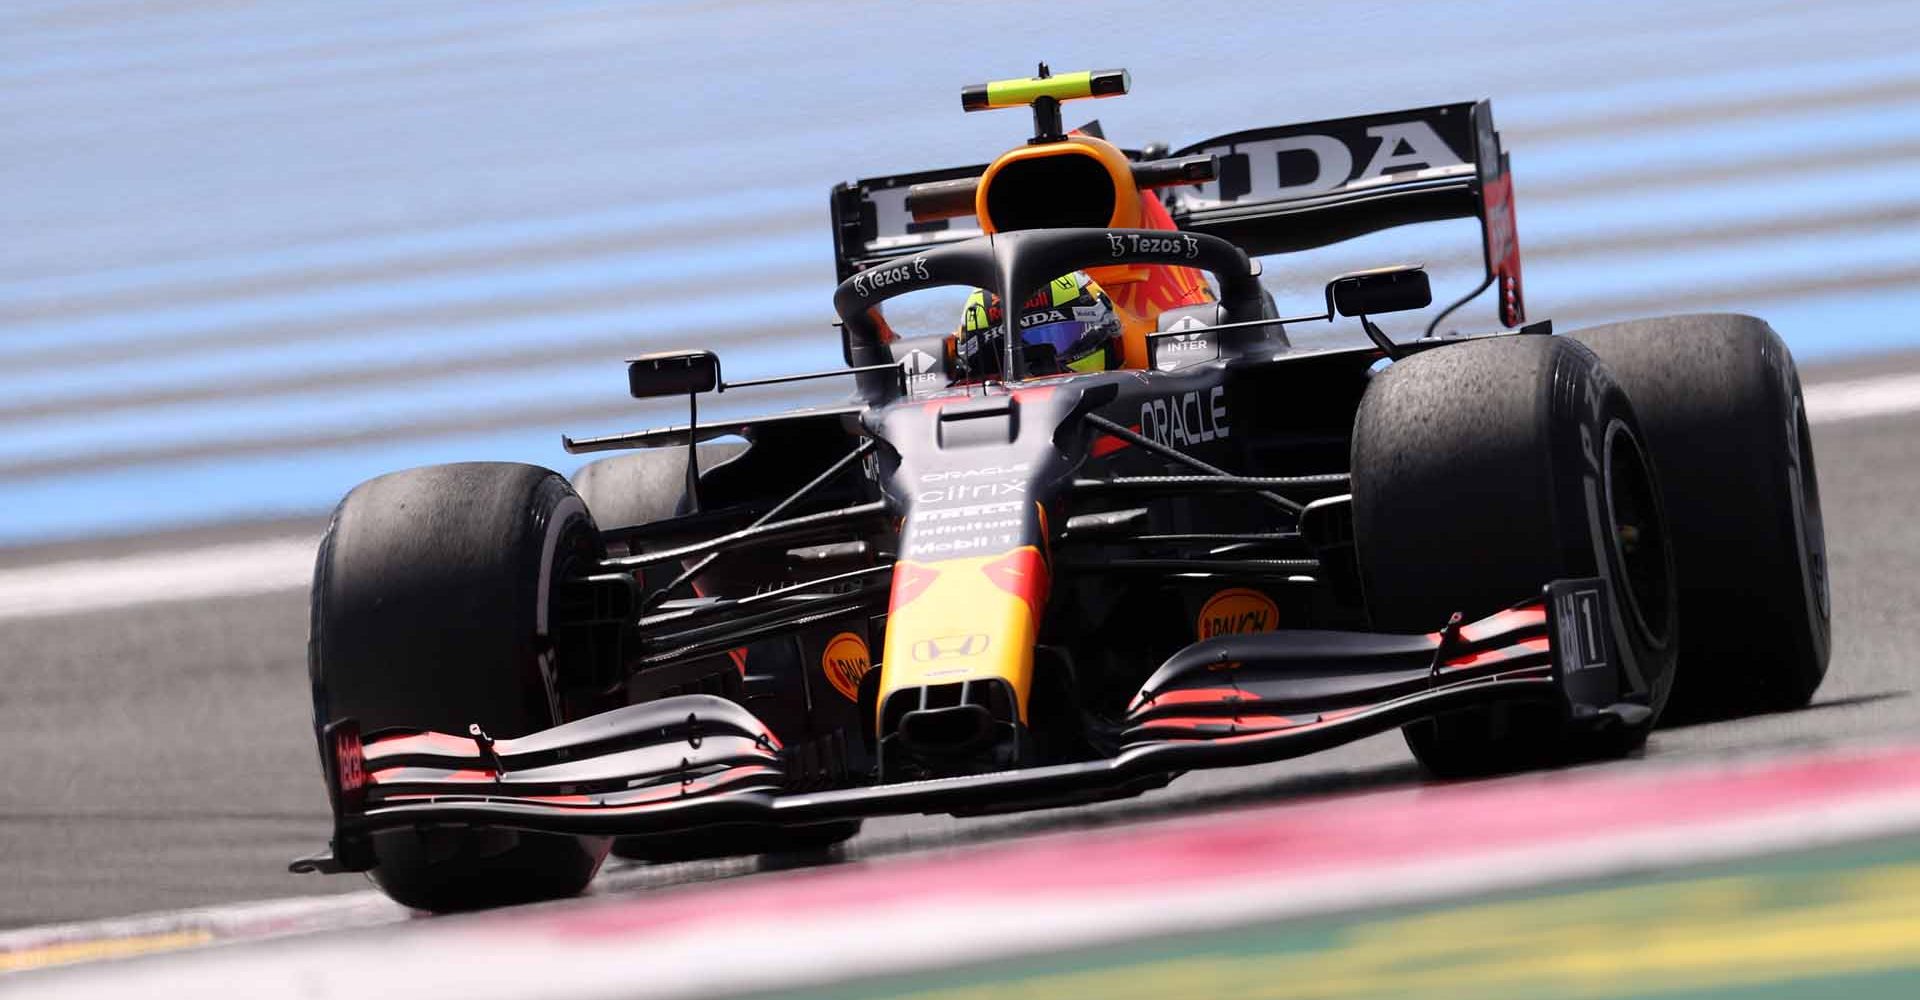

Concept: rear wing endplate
[[830, 161, 990, 282]]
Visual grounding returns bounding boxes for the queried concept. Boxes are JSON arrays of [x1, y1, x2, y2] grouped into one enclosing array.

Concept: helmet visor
[[1020, 318, 1095, 359]]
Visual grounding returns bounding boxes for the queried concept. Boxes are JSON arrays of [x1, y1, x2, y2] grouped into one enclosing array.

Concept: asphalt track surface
[[1, 351, 1916, 933]]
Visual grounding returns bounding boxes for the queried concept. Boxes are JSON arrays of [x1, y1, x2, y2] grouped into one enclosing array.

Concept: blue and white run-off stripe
[[2, 0, 1918, 544]]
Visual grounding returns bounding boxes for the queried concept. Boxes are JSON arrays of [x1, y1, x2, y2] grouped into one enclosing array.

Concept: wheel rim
[[1603, 421, 1673, 649]]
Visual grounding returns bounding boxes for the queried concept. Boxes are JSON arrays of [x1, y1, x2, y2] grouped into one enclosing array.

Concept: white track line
[[0, 368, 1913, 624], [1804, 369, 1920, 424], [0, 536, 315, 622]]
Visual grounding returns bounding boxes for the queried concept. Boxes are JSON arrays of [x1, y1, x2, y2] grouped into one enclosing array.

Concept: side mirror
[[628, 350, 720, 399], [1328, 265, 1431, 317]]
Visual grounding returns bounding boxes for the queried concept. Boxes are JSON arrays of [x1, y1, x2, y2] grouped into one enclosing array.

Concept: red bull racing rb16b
[[294, 67, 1831, 912]]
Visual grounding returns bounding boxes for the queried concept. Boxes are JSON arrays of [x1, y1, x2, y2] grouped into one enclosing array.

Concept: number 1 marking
[[1580, 596, 1601, 664]]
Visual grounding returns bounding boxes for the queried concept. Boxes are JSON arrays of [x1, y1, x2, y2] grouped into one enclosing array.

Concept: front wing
[[294, 578, 1636, 873]]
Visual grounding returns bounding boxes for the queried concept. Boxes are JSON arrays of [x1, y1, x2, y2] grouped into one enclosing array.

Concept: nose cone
[[875, 547, 1049, 778]]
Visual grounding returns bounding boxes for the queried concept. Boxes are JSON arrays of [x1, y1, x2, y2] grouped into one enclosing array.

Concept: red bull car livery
[[295, 67, 1831, 912]]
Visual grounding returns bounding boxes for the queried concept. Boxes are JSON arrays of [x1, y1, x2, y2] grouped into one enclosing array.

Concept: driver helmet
[[957, 271, 1123, 377]]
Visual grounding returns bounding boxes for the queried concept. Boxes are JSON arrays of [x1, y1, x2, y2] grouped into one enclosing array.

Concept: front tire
[[1351, 334, 1678, 777], [310, 462, 609, 912]]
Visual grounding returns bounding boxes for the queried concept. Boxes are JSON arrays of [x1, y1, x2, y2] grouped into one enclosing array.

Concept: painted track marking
[[786, 850, 1920, 1000], [0, 931, 212, 975], [12, 742, 1920, 998]]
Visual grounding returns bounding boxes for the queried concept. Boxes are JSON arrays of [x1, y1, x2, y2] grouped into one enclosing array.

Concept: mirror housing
[[1328, 265, 1431, 317], [627, 350, 720, 399]]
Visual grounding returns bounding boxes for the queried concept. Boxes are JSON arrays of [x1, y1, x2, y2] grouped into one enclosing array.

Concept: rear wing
[[829, 100, 1523, 327], [1167, 101, 1522, 326]]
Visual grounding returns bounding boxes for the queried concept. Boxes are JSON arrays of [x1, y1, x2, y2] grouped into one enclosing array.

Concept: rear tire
[[1569, 314, 1830, 718], [571, 442, 747, 532], [310, 462, 609, 912], [1351, 335, 1678, 777]]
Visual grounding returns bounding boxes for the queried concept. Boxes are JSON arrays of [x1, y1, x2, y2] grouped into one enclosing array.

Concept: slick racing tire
[[1569, 314, 1830, 718], [311, 462, 610, 912], [571, 442, 747, 532], [572, 445, 864, 862], [1351, 334, 1679, 778]]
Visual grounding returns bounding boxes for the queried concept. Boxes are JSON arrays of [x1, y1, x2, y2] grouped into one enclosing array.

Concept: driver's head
[[957, 271, 1123, 377]]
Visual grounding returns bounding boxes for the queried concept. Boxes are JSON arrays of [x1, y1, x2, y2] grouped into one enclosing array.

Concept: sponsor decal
[[915, 500, 1025, 522], [1557, 588, 1607, 673], [912, 633, 991, 661], [903, 519, 1026, 557], [1140, 386, 1229, 448], [905, 532, 1022, 558], [332, 726, 365, 795], [1108, 231, 1201, 259], [916, 480, 1027, 504], [902, 491, 1032, 559], [1197, 587, 1281, 640], [852, 255, 931, 297], [903, 348, 941, 390], [1021, 309, 1072, 329], [821, 631, 871, 701], [1152, 329, 1218, 371], [907, 517, 1025, 540], [1577, 365, 1615, 476], [919, 463, 1031, 482], [1100, 194, 1219, 322], [1025, 281, 1067, 310], [914, 463, 1034, 505], [1188, 118, 1466, 205]]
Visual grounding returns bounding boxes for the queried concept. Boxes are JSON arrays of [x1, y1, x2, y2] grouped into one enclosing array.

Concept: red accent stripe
[[1132, 687, 1249, 711], [888, 561, 941, 611], [1090, 427, 1138, 458], [370, 767, 494, 783], [364, 731, 474, 759], [982, 546, 1049, 618], [1456, 605, 1547, 644], [1444, 636, 1552, 669]]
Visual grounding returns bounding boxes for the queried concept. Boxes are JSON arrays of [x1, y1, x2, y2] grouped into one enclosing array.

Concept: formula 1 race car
[[295, 67, 1831, 912]]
